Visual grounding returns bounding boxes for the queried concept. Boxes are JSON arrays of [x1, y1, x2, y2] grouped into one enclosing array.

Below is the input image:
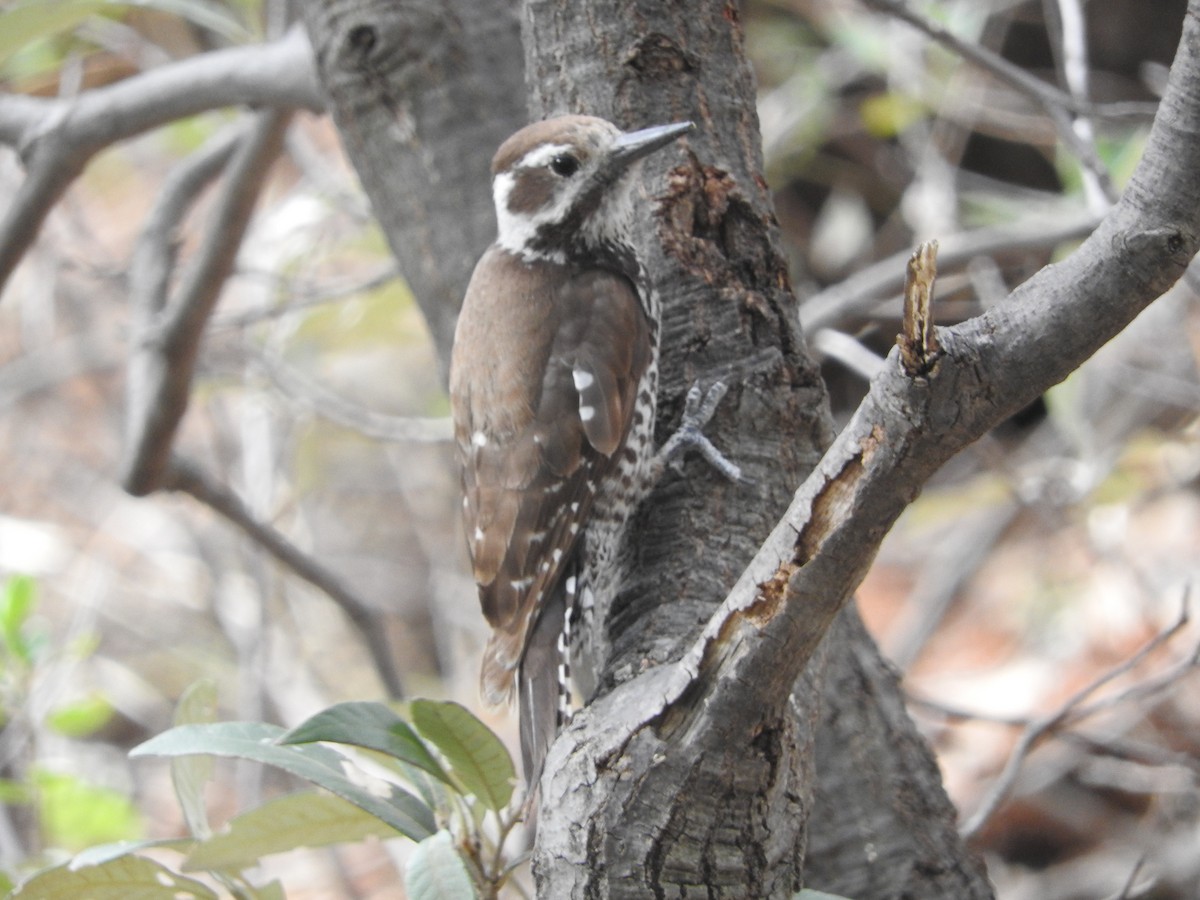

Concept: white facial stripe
[[517, 142, 575, 169]]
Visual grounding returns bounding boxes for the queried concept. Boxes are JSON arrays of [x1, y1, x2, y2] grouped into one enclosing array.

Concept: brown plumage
[[449, 115, 691, 785], [452, 250, 651, 704]]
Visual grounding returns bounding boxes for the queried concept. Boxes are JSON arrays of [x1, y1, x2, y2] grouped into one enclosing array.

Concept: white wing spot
[[472, 431, 488, 448], [579, 405, 596, 422], [552, 548, 563, 563], [473, 527, 484, 542], [573, 369, 595, 391], [565, 576, 577, 593]]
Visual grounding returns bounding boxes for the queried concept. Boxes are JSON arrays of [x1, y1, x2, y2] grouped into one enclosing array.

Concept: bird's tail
[[518, 588, 569, 790]]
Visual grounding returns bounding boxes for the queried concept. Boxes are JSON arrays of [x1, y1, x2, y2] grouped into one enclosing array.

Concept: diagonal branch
[[163, 455, 404, 698], [0, 26, 321, 295], [672, 0, 1200, 755], [861, 0, 1123, 201], [960, 597, 1195, 837], [122, 108, 292, 495]]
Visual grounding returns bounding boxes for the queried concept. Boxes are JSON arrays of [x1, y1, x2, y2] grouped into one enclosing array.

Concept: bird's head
[[489, 115, 693, 263]]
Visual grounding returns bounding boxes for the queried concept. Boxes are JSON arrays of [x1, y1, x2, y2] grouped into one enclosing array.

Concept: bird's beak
[[610, 121, 694, 170]]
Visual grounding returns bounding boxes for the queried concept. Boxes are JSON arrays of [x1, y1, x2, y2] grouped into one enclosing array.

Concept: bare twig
[[122, 109, 292, 495], [888, 498, 1021, 670], [799, 212, 1098, 332], [1047, 0, 1112, 213], [861, 0, 1119, 202], [211, 265, 402, 330], [809, 329, 885, 381], [1108, 857, 1151, 900], [163, 455, 404, 698], [960, 599, 1194, 837], [253, 347, 454, 444], [0, 26, 321, 295], [0, 333, 122, 407]]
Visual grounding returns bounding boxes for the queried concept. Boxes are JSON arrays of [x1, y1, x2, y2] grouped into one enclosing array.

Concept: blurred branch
[[888, 498, 1021, 670], [859, 0, 1156, 123], [1109, 858, 1152, 900], [253, 347, 453, 444], [800, 211, 1099, 332], [1046, 0, 1111, 214], [122, 109, 291, 495], [163, 455, 404, 698], [0, 333, 122, 407], [862, 0, 1121, 201], [960, 598, 1196, 838], [809, 329, 885, 381], [0, 26, 322, 295], [211, 264, 401, 330]]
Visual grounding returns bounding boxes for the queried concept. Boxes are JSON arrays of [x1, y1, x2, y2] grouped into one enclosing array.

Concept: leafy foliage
[[9, 688, 523, 897]]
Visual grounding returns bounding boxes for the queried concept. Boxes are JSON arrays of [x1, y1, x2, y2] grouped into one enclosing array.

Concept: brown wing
[[449, 248, 651, 706]]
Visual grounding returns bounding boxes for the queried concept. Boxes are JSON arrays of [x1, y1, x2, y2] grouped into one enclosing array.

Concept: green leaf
[[68, 837, 196, 869], [281, 701, 451, 785], [131, 722, 436, 841], [0, 1, 106, 69], [171, 680, 220, 838], [246, 880, 286, 900], [46, 692, 113, 738], [184, 791, 400, 873], [35, 770, 143, 851], [395, 759, 452, 818], [0, 777, 34, 805], [11, 853, 216, 899], [404, 830, 477, 900], [0, 0, 253, 67], [1, 574, 36, 665], [410, 700, 514, 812]]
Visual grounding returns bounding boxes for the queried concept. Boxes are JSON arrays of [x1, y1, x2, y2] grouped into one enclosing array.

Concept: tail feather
[[518, 592, 566, 787]]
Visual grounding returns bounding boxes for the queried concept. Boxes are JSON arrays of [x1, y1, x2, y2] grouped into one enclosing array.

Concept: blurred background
[[1, 0, 1198, 897]]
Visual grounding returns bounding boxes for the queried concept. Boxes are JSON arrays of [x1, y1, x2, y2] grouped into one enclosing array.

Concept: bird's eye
[[549, 153, 580, 177]]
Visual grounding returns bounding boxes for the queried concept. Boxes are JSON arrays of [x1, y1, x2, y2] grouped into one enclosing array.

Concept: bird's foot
[[654, 381, 743, 483]]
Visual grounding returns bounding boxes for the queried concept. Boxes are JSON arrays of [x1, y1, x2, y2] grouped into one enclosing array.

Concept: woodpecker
[[449, 115, 732, 787]]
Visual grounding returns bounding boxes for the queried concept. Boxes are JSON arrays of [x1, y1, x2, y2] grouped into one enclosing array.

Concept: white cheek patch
[[491, 148, 588, 263], [493, 171, 541, 258]]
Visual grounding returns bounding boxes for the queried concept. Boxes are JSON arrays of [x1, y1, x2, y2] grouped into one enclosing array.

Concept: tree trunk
[[519, 3, 991, 897]]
